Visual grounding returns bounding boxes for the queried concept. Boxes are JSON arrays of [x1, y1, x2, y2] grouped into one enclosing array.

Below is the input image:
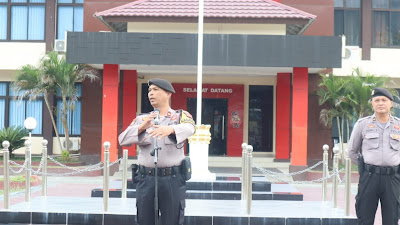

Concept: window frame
[[372, 0, 400, 48], [0, 0, 46, 42], [0, 82, 44, 136], [54, 83, 82, 137], [56, 0, 83, 40], [334, 0, 361, 46]]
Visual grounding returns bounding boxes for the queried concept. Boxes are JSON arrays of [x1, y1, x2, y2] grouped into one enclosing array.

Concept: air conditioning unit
[[62, 138, 80, 151], [54, 39, 66, 52], [343, 46, 360, 61]]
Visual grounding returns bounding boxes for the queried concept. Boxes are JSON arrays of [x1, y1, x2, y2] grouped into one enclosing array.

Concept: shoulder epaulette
[[358, 116, 371, 122], [138, 112, 150, 116], [138, 112, 152, 121]]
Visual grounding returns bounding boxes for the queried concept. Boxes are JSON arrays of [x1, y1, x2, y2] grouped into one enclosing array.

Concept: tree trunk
[[346, 117, 350, 143], [43, 91, 63, 152], [62, 94, 70, 151], [336, 116, 343, 164], [340, 115, 345, 164]]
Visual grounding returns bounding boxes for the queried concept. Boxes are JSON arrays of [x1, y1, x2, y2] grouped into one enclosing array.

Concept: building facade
[[1, 0, 398, 171]]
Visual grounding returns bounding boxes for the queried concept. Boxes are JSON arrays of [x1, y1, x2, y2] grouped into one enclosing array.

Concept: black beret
[[371, 87, 393, 101], [148, 78, 175, 93]]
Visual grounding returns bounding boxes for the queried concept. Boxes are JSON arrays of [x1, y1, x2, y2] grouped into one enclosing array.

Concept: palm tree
[[317, 68, 398, 162], [316, 73, 349, 159], [13, 51, 99, 151], [13, 64, 63, 151], [345, 68, 395, 119], [42, 51, 98, 151]]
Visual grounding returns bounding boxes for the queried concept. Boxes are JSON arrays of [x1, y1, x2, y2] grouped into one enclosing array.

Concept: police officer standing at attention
[[119, 78, 195, 225], [348, 87, 400, 225]]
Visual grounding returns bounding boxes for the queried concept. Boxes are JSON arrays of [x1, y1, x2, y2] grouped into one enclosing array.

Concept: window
[[55, 83, 81, 136], [372, 0, 400, 47], [334, 0, 361, 46], [57, 0, 83, 40], [0, 0, 46, 41], [0, 82, 43, 134]]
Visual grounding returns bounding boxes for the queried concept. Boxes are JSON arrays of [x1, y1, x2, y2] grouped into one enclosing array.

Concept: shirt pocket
[[363, 132, 379, 150], [390, 134, 400, 151], [164, 134, 177, 145]]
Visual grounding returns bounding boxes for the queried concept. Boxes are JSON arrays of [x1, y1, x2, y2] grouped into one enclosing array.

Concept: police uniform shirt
[[348, 114, 400, 167], [118, 108, 195, 168]]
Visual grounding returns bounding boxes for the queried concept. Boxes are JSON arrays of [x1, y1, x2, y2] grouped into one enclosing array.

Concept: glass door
[[187, 98, 228, 155]]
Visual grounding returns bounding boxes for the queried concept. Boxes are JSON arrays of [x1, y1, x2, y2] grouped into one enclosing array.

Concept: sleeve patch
[[180, 111, 195, 126]]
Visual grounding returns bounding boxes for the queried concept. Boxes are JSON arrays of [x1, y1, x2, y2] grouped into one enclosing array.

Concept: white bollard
[[25, 140, 31, 202], [103, 142, 110, 212], [332, 146, 339, 208], [246, 145, 253, 215], [122, 149, 128, 199], [42, 139, 48, 197], [345, 149, 351, 216], [322, 144, 329, 201], [241, 143, 247, 202], [3, 141, 10, 209]]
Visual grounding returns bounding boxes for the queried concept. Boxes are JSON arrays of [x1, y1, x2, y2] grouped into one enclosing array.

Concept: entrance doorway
[[187, 98, 228, 156]]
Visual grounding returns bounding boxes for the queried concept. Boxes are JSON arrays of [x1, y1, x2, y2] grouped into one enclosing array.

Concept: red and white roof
[[94, 0, 316, 35], [95, 0, 315, 20]]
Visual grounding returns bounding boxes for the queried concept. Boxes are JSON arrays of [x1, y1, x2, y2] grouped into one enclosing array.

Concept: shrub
[[61, 150, 70, 162], [0, 126, 29, 158]]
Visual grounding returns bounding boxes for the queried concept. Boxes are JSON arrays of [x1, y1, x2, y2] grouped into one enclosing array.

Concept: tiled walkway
[[0, 168, 369, 224]]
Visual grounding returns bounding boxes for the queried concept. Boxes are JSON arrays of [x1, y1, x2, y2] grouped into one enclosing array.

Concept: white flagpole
[[189, 0, 215, 181], [196, 0, 204, 125]]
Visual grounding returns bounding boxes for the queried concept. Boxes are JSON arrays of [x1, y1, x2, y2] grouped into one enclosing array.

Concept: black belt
[[139, 165, 181, 176], [364, 164, 400, 175]]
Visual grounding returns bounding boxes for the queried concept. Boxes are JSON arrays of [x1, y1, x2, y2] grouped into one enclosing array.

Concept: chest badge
[[395, 124, 400, 130], [171, 114, 178, 121], [166, 111, 172, 117], [368, 124, 375, 128], [394, 134, 400, 140]]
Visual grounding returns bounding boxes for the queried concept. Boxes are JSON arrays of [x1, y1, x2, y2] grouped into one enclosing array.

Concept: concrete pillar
[[289, 67, 308, 180], [122, 70, 137, 157], [101, 64, 120, 163], [275, 73, 291, 160]]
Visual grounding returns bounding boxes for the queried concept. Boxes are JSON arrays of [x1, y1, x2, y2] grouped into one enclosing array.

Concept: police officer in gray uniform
[[348, 87, 400, 225], [119, 78, 195, 225]]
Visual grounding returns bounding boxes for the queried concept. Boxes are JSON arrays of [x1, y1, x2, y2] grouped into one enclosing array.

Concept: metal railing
[[1, 140, 128, 212], [2, 139, 352, 215], [241, 143, 353, 215]]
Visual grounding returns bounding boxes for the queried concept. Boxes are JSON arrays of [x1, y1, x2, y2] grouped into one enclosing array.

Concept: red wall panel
[[171, 83, 244, 156]]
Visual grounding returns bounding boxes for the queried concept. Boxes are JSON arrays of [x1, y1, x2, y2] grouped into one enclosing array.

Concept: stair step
[[91, 189, 303, 201]]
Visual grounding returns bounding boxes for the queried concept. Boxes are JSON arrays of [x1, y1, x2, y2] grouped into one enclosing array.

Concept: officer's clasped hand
[[149, 125, 174, 140], [137, 112, 157, 131]]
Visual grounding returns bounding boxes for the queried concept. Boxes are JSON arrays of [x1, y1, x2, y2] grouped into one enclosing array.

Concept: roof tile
[[95, 0, 316, 20]]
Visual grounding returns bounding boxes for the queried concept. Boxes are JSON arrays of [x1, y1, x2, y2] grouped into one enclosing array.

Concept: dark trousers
[[355, 171, 400, 225], [136, 172, 186, 225]]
